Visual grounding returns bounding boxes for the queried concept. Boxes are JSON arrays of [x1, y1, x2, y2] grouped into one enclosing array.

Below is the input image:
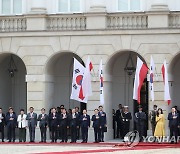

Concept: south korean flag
[[70, 58, 87, 103]]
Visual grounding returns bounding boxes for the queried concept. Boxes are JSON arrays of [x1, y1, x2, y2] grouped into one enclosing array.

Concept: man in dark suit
[[59, 108, 69, 143], [91, 109, 101, 143], [80, 109, 90, 143], [121, 106, 132, 138], [149, 105, 157, 135], [75, 106, 81, 140], [98, 106, 107, 142], [134, 105, 146, 142], [116, 104, 123, 138], [26, 107, 37, 142], [38, 108, 48, 143], [6, 107, 17, 142], [49, 108, 58, 142], [69, 109, 79, 143], [168, 107, 180, 143], [0, 108, 5, 142]]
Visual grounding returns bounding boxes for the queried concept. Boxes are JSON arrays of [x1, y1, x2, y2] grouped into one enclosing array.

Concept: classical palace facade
[[0, 0, 180, 141]]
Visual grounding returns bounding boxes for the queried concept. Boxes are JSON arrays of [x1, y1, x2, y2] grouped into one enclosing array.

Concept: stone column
[[147, 0, 169, 28], [86, 0, 107, 30]]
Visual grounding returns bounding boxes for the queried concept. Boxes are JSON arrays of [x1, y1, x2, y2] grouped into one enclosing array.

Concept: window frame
[[56, 0, 82, 14], [116, 0, 143, 12], [0, 0, 24, 15]]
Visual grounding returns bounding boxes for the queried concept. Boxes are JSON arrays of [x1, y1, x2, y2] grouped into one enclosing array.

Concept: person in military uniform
[[134, 105, 146, 142], [149, 105, 157, 135], [121, 106, 132, 138]]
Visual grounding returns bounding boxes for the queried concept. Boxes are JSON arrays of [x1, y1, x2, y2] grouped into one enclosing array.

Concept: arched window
[[1, 0, 22, 14], [58, 0, 81, 13], [118, 0, 141, 11]]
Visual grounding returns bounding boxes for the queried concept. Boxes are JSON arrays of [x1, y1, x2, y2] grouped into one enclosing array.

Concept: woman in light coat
[[17, 109, 27, 142]]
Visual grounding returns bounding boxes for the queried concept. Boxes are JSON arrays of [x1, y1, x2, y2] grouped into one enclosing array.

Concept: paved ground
[[0, 143, 179, 154]]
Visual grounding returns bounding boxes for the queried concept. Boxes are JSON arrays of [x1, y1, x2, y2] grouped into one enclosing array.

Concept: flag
[[81, 56, 93, 99], [99, 59, 104, 105], [150, 56, 155, 101], [70, 58, 87, 103], [162, 60, 171, 105], [133, 57, 148, 104]]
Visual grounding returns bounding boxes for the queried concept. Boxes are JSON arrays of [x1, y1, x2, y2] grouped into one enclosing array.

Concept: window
[[118, 0, 141, 11], [1, 0, 22, 14], [58, 0, 81, 13]]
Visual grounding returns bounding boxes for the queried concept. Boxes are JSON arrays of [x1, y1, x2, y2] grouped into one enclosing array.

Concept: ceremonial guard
[[38, 108, 48, 143], [121, 106, 132, 138], [134, 105, 146, 142], [80, 109, 90, 143]]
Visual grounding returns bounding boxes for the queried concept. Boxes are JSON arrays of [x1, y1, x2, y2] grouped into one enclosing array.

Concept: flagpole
[[69, 57, 74, 109]]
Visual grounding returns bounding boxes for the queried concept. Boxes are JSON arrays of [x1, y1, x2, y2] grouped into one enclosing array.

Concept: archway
[[169, 53, 180, 110], [44, 52, 86, 112], [0, 53, 27, 113], [105, 51, 148, 139]]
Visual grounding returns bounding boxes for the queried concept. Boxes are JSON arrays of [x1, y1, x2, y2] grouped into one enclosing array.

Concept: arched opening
[[105, 51, 148, 138], [169, 53, 180, 110], [0, 53, 27, 113], [44, 52, 86, 112]]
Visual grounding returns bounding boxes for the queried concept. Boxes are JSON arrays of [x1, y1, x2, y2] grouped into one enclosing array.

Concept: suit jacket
[[80, 114, 90, 128], [134, 111, 146, 126], [49, 113, 58, 127], [168, 112, 180, 127], [0, 113, 6, 127], [116, 109, 123, 123], [59, 113, 69, 127], [6, 112, 17, 127], [38, 114, 48, 127], [91, 114, 101, 128], [26, 112, 37, 127], [17, 114, 27, 128], [68, 113, 79, 127], [98, 111, 107, 127]]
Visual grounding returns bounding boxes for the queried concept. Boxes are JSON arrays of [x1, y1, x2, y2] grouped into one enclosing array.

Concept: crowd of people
[[0, 105, 107, 143], [114, 104, 180, 143]]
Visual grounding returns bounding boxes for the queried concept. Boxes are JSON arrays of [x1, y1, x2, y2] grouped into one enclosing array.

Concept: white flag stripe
[[82, 56, 92, 98], [99, 59, 104, 105], [150, 56, 155, 101]]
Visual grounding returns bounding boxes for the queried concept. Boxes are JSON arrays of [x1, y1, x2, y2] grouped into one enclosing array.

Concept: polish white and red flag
[[162, 60, 171, 105], [150, 56, 155, 102], [99, 59, 104, 105], [81, 56, 93, 101], [133, 57, 148, 104], [70, 58, 87, 103]]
